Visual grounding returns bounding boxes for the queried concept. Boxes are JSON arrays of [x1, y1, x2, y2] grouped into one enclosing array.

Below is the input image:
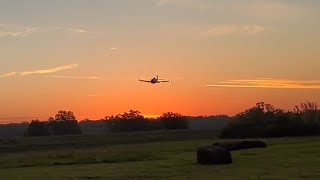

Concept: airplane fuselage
[[151, 78, 158, 84]]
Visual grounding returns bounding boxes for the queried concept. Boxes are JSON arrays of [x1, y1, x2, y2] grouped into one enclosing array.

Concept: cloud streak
[[158, 23, 271, 39], [201, 25, 270, 37], [206, 79, 320, 89], [0, 72, 17, 78], [20, 64, 78, 76], [0, 25, 38, 39], [0, 64, 78, 79], [0, 24, 90, 40], [53, 27, 89, 34], [67, 28, 88, 33]]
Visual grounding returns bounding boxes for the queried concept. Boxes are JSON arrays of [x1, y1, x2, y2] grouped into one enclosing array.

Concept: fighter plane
[[138, 76, 171, 84]]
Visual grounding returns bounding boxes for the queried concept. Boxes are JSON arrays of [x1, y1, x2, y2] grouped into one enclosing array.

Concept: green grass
[[0, 130, 319, 179]]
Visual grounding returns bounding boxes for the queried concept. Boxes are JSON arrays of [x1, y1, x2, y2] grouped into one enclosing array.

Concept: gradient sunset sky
[[1, 0, 319, 123]]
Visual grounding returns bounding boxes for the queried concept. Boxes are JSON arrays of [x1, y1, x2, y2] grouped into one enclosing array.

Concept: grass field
[[0, 130, 319, 179]]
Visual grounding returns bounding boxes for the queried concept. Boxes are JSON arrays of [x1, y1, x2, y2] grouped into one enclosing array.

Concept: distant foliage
[[294, 102, 319, 123], [27, 120, 49, 137], [105, 110, 189, 132], [51, 111, 77, 121], [187, 115, 232, 130], [220, 102, 320, 138], [0, 123, 28, 137], [79, 119, 108, 134], [159, 112, 189, 130], [26, 111, 81, 137], [105, 110, 151, 132], [47, 111, 81, 135], [0, 115, 230, 137]]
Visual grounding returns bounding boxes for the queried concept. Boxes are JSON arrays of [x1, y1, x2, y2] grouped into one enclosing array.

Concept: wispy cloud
[[20, 64, 78, 76], [53, 26, 89, 34], [206, 79, 320, 89], [0, 24, 90, 40], [0, 64, 102, 80], [49, 75, 103, 80], [67, 28, 88, 33], [0, 64, 78, 79], [107, 47, 121, 56], [159, 24, 271, 39], [0, 25, 38, 39], [0, 72, 17, 78], [201, 25, 270, 37]]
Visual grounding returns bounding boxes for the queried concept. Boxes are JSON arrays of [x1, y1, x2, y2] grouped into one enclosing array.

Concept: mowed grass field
[[0, 130, 320, 180]]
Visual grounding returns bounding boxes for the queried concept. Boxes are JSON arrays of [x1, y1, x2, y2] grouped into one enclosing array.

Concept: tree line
[[0, 115, 228, 137], [220, 102, 320, 138], [27, 111, 81, 136], [26, 110, 189, 136], [104, 110, 188, 132], [18, 101, 320, 138]]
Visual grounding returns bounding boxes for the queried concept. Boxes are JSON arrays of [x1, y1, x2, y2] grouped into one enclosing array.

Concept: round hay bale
[[197, 145, 232, 164]]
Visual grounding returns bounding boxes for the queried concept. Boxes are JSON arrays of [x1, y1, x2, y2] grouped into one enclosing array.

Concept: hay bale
[[212, 140, 267, 151], [197, 145, 232, 164]]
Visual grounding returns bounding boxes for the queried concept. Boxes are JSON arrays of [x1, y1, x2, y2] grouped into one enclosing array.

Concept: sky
[[0, 0, 320, 123]]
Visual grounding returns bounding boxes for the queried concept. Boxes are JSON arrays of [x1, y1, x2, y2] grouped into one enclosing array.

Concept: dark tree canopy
[[105, 111, 189, 132], [106, 110, 150, 132], [220, 102, 320, 138], [48, 111, 81, 135], [27, 120, 49, 136], [26, 111, 81, 137], [159, 112, 189, 130], [49, 111, 77, 122], [294, 102, 319, 123]]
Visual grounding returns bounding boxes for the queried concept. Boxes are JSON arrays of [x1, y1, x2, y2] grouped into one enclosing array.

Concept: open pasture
[[0, 130, 319, 180]]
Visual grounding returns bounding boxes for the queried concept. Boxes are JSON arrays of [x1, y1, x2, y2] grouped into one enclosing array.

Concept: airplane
[[138, 75, 171, 84]]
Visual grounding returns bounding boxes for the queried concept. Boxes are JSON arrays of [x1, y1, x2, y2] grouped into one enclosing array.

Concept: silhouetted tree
[[159, 112, 189, 130], [27, 120, 49, 136], [294, 102, 319, 123], [48, 111, 81, 135], [220, 102, 320, 138], [50, 110, 77, 122], [106, 110, 150, 132]]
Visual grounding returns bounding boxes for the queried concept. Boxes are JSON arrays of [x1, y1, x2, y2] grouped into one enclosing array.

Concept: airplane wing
[[159, 80, 172, 83], [138, 79, 152, 83]]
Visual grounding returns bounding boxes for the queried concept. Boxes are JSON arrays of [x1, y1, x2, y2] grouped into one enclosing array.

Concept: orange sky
[[1, 0, 320, 123]]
